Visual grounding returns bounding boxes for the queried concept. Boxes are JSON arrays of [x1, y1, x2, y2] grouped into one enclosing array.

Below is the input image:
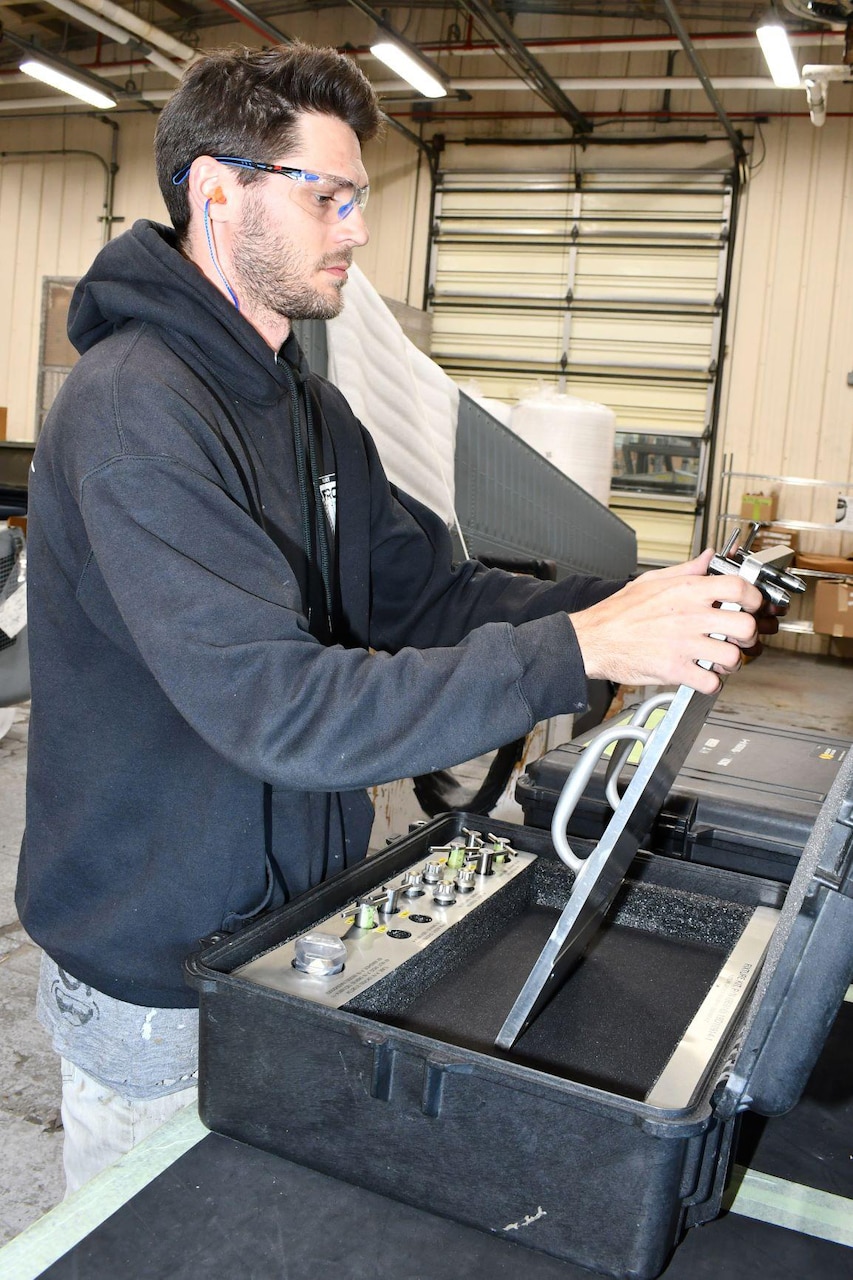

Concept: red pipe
[[205, 0, 276, 43]]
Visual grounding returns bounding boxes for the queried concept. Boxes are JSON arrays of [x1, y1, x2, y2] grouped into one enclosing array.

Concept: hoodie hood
[[68, 219, 306, 405]]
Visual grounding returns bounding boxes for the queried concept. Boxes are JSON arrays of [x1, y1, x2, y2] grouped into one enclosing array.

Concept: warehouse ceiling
[[0, 0, 850, 137]]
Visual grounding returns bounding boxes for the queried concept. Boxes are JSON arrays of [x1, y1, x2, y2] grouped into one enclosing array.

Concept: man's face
[[230, 112, 369, 323]]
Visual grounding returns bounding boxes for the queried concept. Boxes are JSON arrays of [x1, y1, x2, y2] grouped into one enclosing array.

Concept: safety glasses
[[171, 156, 369, 222]]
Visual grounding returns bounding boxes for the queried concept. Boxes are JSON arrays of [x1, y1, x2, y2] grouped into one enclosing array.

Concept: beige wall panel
[[112, 113, 165, 227], [442, 138, 734, 173], [358, 128, 431, 305], [433, 309, 563, 362], [0, 118, 109, 438], [609, 505, 695, 565], [576, 248, 719, 299], [719, 117, 853, 505], [717, 116, 853, 652]]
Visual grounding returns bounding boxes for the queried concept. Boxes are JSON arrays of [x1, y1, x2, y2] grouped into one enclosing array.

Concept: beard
[[231, 190, 351, 322]]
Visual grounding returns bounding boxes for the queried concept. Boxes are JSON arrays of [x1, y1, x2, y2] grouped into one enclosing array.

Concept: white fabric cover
[[325, 265, 458, 525]]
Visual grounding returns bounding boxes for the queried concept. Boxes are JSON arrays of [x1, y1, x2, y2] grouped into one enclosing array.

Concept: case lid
[[720, 745, 853, 1118]]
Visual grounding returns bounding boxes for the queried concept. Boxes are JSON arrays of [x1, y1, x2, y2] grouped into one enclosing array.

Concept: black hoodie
[[16, 221, 618, 1007]]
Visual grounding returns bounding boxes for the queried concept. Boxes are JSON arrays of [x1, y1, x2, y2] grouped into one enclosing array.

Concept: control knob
[[433, 879, 457, 907], [455, 868, 476, 894], [401, 872, 424, 897], [292, 931, 347, 976]]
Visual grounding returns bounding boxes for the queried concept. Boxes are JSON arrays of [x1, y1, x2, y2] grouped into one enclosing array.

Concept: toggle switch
[[488, 835, 513, 865], [474, 850, 494, 876], [354, 901, 377, 930], [446, 843, 466, 870], [378, 887, 401, 916]]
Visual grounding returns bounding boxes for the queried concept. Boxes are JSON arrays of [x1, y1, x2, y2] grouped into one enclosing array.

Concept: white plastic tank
[[509, 388, 617, 507]]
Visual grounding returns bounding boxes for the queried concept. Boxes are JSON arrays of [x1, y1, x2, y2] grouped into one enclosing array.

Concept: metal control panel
[[235, 832, 536, 1010]]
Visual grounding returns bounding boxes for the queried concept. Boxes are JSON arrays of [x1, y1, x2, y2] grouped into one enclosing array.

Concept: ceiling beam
[[454, 0, 592, 133], [659, 0, 746, 161]]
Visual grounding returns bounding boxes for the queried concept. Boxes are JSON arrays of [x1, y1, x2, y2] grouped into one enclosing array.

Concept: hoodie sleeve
[[76, 452, 594, 792], [351, 423, 625, 653]]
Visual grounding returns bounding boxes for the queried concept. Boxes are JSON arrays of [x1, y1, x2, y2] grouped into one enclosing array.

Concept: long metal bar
[[206, 0, 292, 44], [455, 0, 591, 134], [496, 683, 719, 1049], [659, 0, 747, 162]]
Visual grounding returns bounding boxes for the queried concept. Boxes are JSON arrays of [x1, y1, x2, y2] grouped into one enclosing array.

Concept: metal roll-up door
[[427, 168, 736, 565]]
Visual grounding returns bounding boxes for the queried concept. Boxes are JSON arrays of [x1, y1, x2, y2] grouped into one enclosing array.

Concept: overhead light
[[370, 37, 448, 99], [19, 58, 117, 108], [756, 19, 802, 88]]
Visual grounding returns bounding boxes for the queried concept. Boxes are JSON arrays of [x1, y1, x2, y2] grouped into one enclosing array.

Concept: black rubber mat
[[40, 1128, 853, 1280]]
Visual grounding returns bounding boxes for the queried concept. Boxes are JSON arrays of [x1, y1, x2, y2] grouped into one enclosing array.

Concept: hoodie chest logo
[[319, 473, 337, 532]]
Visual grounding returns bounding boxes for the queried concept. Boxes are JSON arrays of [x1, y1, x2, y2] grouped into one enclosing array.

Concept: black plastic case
[[517, 714, 850, 882], [186, 751, 853, 1280]]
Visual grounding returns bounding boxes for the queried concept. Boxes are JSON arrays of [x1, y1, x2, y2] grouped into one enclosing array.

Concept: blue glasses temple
[[171, 157, 363, 220]]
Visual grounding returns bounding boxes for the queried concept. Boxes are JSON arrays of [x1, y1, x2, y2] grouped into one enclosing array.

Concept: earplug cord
[[204, 197, 240, 311]]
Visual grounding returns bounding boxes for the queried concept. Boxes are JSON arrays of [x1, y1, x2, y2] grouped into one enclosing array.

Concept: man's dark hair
[[155, 43, 383, 241]]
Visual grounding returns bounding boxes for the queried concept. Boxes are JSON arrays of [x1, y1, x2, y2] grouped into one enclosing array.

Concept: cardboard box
[[830, 637, 853, 659], [813, 579, 853, 638], [795, 552, 853, 575], [740, 491, 778, 523]]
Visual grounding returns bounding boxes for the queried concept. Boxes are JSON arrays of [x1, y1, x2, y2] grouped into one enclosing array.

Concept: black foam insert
[[381, 907, 729, 1098]]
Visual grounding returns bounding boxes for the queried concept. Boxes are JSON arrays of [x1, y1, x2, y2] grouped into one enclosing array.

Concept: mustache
[[319, 252, 353, 269]]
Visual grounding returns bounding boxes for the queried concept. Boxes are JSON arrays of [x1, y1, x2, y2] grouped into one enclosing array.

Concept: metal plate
[[645, 905, 780, 1110], [235, 848, 537, 1010], [496, 684, 719, 1048]]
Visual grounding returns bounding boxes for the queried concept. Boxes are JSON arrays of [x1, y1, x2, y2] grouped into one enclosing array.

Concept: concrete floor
[[1, 645, 852, 1251], [0, 703, 65, 1248]]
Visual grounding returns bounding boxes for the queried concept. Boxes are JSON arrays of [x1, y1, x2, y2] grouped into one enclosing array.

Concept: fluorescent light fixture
[[370, 39, 447, 99], [756, 20, 801, 88], [19, 58, 117, 108]]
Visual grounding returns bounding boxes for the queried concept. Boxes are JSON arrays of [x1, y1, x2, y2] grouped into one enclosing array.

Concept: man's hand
[[570, 549, 764, 695]]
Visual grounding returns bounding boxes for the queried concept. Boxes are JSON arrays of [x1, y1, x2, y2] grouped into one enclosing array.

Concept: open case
[[186, 749, 853, 1279]]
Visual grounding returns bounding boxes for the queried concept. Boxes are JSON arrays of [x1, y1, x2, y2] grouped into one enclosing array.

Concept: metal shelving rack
[[716, 461, 853, 636]]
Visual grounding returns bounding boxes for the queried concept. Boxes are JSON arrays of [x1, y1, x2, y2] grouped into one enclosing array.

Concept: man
[[17, 43, 764, 1193]]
